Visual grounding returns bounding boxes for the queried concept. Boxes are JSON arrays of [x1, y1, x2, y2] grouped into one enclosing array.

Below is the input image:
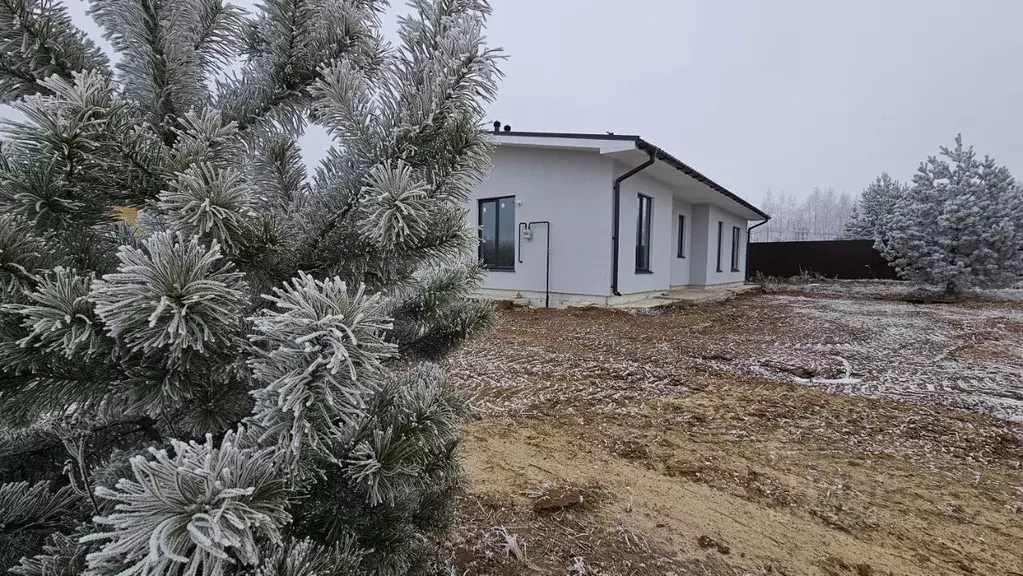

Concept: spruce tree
[[877, 135, 1023, 293], [842, 172, 906, 242], [0, 1, 501, 574]]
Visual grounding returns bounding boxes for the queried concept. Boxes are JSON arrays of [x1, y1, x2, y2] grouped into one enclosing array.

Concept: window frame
[[716, 221, 724, 273], [731, 226, 742, 272], [676, 214, 686, 259], [478, 195, 516, 271], [635, 194, 653, 273]]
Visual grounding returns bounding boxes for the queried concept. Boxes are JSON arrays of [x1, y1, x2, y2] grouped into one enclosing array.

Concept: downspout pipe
[[745, 217, 771, 282], [611, 148, 657, 296]]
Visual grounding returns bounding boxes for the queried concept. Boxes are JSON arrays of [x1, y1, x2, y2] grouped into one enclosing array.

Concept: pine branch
[[218, 0, 386, 133], [245, 537, 364, 576], [84, 432, 290, 575], [0, 481, 83, 573], [7, 267, 111, 361], [10, 529, 93, 576], [0, 363, 122, 424], [0, 0, 503, 571], [0, 213, 60, 297], [157, 163, 254, 251], [246, 133, 309, 211], [0, 0, 110, 102], [90, 232, 248, 365], [2, 71, 169, 221], [387, 263, 493, 358], [248, 273, 396, 464], [90, 0, 207, 144], [0, 422, 63, 484], [191, 0, 245, 69]]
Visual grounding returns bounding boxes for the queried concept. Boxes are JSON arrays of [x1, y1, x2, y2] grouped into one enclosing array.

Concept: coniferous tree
[[0, 1, 502, 574], [877, 135, 1023, 293], [842, 172, 907, 242]]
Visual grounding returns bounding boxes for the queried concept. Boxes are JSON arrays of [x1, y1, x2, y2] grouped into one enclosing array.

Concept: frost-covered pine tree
[[842, 172, 906, 242], [877, 135, 1023, 294], [0, 0, 501, 574]]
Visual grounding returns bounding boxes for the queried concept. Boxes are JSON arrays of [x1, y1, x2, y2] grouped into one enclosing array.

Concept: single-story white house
[[469, 125, 769, 308]]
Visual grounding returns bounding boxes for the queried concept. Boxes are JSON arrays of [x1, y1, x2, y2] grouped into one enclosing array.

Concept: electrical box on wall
[[521, 228, 532, 240]]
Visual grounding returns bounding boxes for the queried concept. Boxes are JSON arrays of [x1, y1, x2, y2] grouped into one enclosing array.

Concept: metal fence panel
[[748, 239, 899, 280]]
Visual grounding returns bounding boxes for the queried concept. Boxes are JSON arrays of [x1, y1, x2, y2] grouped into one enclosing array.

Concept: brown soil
[[443, 296, 1023, 576]]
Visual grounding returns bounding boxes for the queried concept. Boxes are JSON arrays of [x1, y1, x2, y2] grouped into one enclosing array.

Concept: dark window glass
[[496, 198, 516, 268], [636, 194, 652, 272], [479, 197, 515, 269], [716, 221, 724, 272], [677, 214, 686, 258], [731, 226, 741, 271]]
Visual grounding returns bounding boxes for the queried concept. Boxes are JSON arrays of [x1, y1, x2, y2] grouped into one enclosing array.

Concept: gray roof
[[496, 130, 769, 220]]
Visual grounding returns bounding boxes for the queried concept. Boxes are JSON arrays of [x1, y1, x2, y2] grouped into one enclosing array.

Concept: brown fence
[[747, 239, 900, 280]]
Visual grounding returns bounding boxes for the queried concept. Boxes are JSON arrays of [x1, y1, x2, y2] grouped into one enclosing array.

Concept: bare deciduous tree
[[752, 187, 857, 242]]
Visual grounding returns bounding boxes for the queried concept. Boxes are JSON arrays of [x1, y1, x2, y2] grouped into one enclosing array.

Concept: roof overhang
[[492, 132, 639, 155], [492, 131, 769, 221]]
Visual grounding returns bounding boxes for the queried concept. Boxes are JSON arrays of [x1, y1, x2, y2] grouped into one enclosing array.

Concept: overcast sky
[[48, 0, 1023, 206]]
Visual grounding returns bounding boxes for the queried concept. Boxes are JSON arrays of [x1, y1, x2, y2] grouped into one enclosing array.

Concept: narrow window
[[716, 221, 724, 273], [478, 196, 515, 270], [731, 226, 741, 272], [636, 194, 652, 272], [676, 214, 686, 258]]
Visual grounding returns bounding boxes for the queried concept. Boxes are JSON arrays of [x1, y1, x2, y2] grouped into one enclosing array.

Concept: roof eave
[[494, 130, 642, 142], [493, 131, 769, 221], [634, 139, 770, 221]]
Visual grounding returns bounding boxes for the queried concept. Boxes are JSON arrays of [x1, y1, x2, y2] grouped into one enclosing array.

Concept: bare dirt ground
[[441, 290, 1023, 576]]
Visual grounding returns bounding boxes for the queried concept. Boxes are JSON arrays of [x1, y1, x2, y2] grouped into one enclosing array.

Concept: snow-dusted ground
[[745, 295, 1023, 421], [760, 278, 1023, 302], [449, 288, 1023, 421]]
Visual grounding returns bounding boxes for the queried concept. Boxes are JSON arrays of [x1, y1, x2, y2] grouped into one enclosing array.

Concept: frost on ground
[[448, 289, 1023, 421], [758, 277, 1023, 302], [445, 292, 1023, 575], [746, 295, 1023, 420]]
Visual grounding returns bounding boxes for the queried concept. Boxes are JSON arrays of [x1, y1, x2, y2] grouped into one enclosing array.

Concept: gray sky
[[46, 0, 1023, 206], [477, 0, 1023, 205]]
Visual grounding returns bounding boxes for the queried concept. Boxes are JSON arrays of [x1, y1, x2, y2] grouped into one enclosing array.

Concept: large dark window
[[636, 194, 652, 272], [731, 226, 742, 272], [716, 221, 724, 273], [677, 214, 686, 258], [479, 196, 515, 270]]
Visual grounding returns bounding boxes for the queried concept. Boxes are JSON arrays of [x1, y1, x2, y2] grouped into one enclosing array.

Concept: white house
[[469, 127, 769, 308]]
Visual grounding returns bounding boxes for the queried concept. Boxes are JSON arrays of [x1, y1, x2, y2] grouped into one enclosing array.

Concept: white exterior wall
[[468, 145, 753, 304], [670, 197, 693, 287], [689, 205, 711, 286], [693, 205, 749, 286], [615, 166, 675, 295], [468, 146, 614, 300]]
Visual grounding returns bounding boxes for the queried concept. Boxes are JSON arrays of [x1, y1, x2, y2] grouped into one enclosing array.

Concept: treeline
[[751, 187, 858, 242], [754, 135, 1023, 293]]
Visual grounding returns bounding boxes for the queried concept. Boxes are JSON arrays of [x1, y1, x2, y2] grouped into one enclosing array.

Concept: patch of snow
[[753, 294, 1023, 421]]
